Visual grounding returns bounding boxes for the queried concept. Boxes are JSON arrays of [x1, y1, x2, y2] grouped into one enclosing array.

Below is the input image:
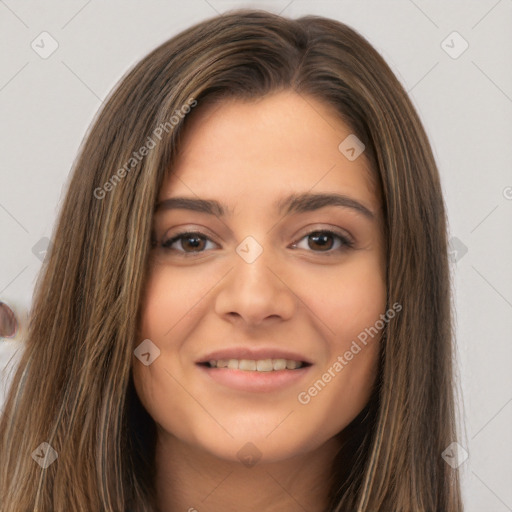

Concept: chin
[[186, 423, 325, 466]]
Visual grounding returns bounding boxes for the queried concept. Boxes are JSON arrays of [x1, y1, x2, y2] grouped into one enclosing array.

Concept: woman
[[0, 10, 463, 511]]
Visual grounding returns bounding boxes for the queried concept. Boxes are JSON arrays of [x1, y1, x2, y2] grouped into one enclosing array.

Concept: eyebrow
[[154, 192, 375, 220]]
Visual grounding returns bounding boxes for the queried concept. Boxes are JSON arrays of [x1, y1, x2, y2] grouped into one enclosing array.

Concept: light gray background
[[0, 1, 511, 510]]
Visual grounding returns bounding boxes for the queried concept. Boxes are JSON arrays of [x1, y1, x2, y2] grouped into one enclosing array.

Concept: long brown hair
[[0, 10, 463, 511]]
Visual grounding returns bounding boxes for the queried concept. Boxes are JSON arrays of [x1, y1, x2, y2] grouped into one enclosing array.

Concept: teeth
[[239, 359, 256, 371], [256, 359, 273, 372], [273, 359, 287, 371], [286, 360, 301, 369], [206, 358, 304, 371]]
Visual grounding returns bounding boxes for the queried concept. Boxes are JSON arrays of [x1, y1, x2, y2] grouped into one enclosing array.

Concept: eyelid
[[291, 224, 354, 245], [160, 225, 220, 244]]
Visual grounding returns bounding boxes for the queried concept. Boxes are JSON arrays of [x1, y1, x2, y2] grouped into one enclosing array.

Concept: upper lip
[[197, 347, 313, 365]]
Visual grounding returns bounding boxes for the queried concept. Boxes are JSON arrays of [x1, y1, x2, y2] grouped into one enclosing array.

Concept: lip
[[196, 364, 312, 393], [196, 347, 313, 365], [195, 346, 313, 393]]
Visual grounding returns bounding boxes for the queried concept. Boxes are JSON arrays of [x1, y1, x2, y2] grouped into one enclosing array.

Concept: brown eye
[[162, 232, 215, 253], [307, 232, 335, 251], [292, 230, 354, 253]]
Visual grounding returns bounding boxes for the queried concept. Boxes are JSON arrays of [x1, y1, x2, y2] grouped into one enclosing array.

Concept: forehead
[[160, 91, 380, 213]]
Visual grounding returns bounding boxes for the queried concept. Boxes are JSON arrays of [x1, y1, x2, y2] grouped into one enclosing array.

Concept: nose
[[214, 246, 296, 327]]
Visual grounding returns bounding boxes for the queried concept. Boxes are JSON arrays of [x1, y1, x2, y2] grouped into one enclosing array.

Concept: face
[[133, 91, 386, 464]]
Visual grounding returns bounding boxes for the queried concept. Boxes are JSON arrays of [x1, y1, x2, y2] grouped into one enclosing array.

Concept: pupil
[[309, 232, 332, 251], [184, 235, 204, 251]]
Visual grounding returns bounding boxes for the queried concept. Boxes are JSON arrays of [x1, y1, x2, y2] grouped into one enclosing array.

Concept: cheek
[[137, 265, 211, 340], [311, 252, 387, 341], [132, 268, 196, 441], [132, 266, 219, 432], [295, 254, 385, 427]]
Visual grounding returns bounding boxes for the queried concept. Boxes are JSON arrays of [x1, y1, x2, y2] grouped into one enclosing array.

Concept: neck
[[154, 429, 343, 512]]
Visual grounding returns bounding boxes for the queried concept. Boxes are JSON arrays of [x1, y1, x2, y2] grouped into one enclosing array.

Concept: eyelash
[[156, 229, 354, 257]]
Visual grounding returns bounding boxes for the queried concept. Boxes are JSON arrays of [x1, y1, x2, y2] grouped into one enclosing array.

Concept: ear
[[0, 302, 18, 338]]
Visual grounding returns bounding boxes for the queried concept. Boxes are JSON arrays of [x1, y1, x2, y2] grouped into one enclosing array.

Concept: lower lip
[[196, 364, 312, 392]]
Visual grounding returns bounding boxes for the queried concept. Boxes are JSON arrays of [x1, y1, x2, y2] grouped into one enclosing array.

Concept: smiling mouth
[[199, 358, 311, 371]]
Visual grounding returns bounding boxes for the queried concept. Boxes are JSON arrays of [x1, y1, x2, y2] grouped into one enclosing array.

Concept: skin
[[133, 91, 386, 512]]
